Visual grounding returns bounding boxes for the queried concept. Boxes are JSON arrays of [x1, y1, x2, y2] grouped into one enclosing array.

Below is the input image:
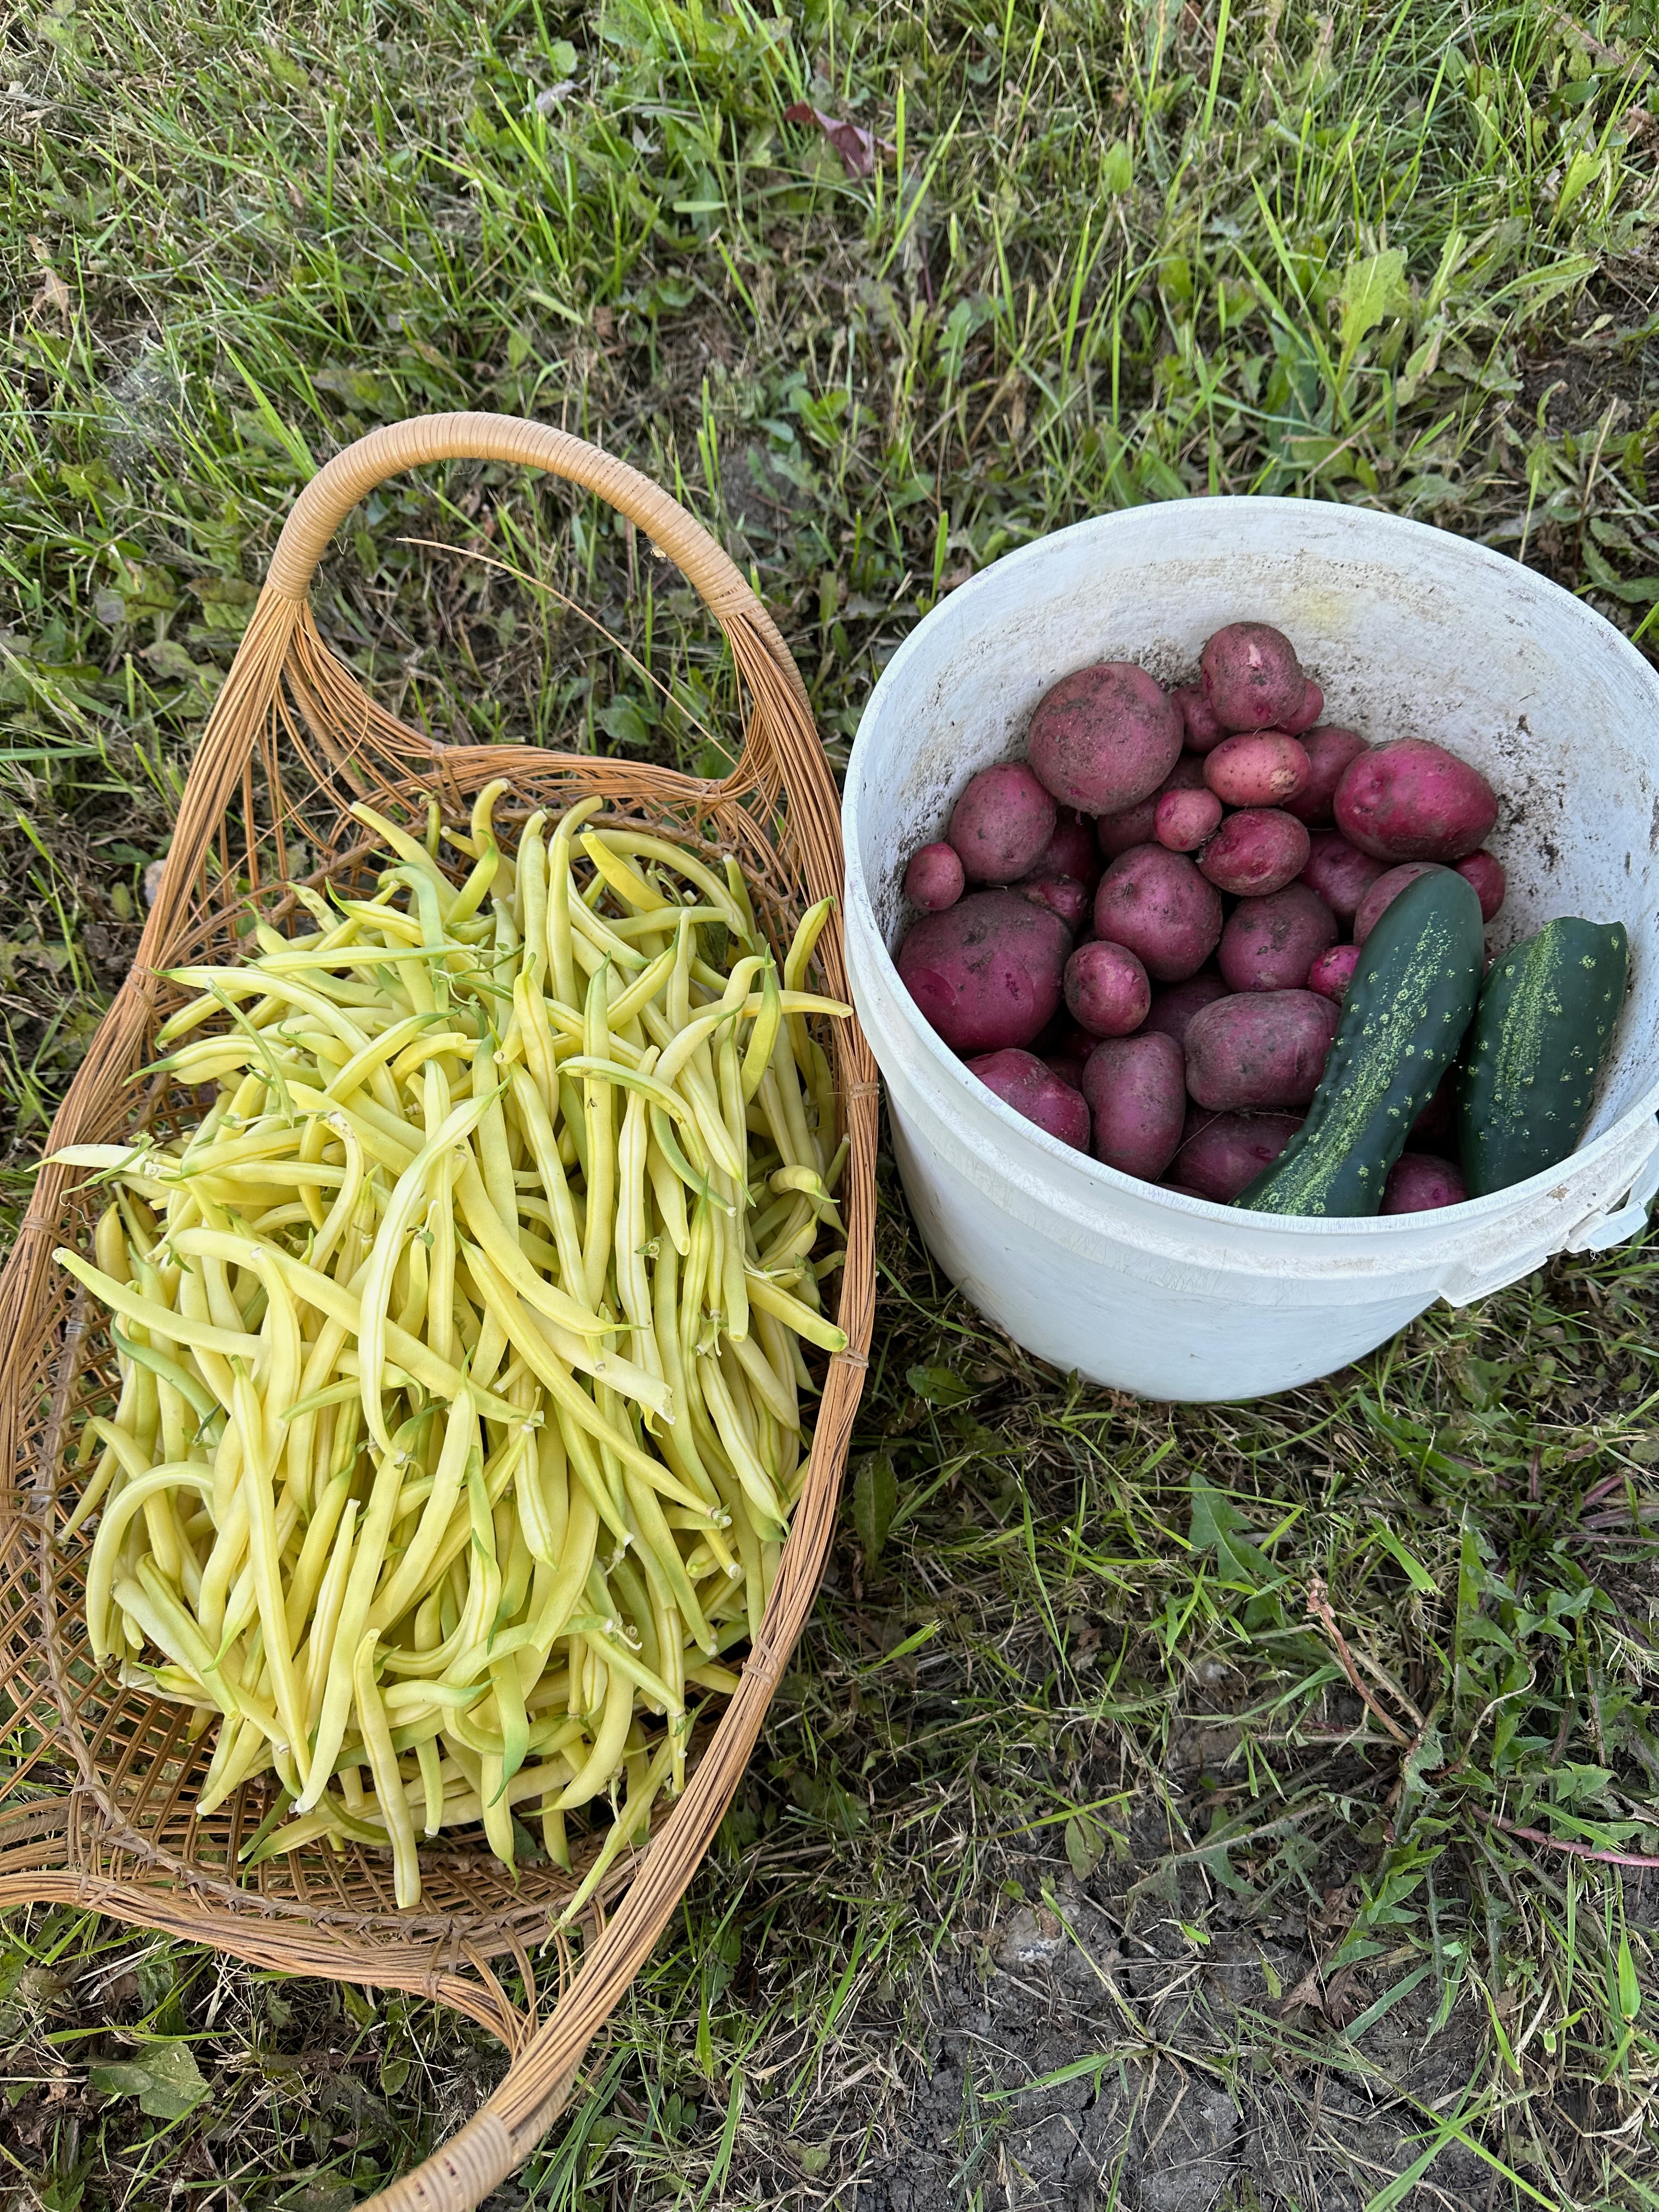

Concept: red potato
[[1156, 786, 1224, 851], [1197, 808, 1311, 898], [1200, 622, 1307, 732], [1093, 845, 1224, 983], [1047, 1053, 1090, 1093], [1172, 1109, 1304, 1203], [1029, 808, 1102, 891], [1142, 968, 1229, 1047], [1172, 684, 1228, 753], [968, 1048, 1091, 1150], [897, 889, 1071, 1053], [1454, 848, 1506, 922], [1307, 944, 1361, 1003], [904, 842, 965, 913], [1017, 873, 1092, 931], [947, 761, 1057, 883], [1381, 1153, 1468, 1214], [1284, 727, 1368, 826], [1282, 680, 1324, 737], [1082, 1031, 1186, 1181], [1353, 861, 1447, 946], [1184, 989, 1340, 1111], [1334, 738, 1498, 862], [1027, 662, 1183, 814], [1217, 882, 1338, 994], [1065, 939, 1152, 1037], [1204, 730, 1311, 809], [1097, 795, 1161, 859], [1299, 828, 1385, 921]]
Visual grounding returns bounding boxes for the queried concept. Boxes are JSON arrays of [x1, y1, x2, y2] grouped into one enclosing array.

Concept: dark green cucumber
[[1458, 917, 1628, 1197], [1237, 870, 1485, 1216]]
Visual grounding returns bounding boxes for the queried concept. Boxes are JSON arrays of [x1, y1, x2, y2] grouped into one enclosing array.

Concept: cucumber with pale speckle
[[1458, 917, 1628, 1197], [1237, 870, 1485, 1216]]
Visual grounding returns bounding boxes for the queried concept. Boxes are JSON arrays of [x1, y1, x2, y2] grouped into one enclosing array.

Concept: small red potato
[[1027, 661, 1183, 815], [1156, 786, 1224, 851], [1299, 829, 1384, 921], [1282, 679, 1324, 736], [1093, 845, 1224, 983], [1381, 1153, 1468, 1214], [1200, 622, 1307, 732], [1307, 944, 1361, 1003], [1197, 808, 1311, 898], [897, 889, 1071, 1054], [1142, 968, 1229, 1047], [1172, 1109, 1304, 1203], [1353, 861, 1447, 946], [1017, 873, 1092, 931], [1065, 939, 1152, 1037], [1046, 1052, 1090, 1093], [1082, 1031, 1186, 1181], [1454, 848, 1506, 922], [1334, 738, 1498, 862], [1204, 730, 1311, 809], [1184, 989, 1340, 1111], [1284, 726, 1368, 826], [947, 761, 1057, 883], [968, 1048, 1091, 1150], [1029, 807, 1102, 890], [1096, 795, 1161, 859], [1171, 684, 1228, 753], [1217, 882, 1338, 994], [904, 842, 964, 912]]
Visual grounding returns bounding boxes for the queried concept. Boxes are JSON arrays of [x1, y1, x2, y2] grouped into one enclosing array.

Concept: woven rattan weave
[[0, 415, 876, 2209]]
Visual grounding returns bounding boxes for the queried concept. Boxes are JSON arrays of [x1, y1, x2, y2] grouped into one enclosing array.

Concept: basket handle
[[263, 410, 816, 772]]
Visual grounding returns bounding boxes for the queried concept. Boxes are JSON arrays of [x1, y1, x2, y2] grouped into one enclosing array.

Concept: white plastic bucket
[[843, 498, 1659, 1402]]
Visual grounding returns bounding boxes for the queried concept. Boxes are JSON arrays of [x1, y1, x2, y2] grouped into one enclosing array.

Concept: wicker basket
[[0, 414, 876, 2209]]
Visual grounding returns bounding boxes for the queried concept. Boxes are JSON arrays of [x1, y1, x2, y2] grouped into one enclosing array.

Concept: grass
[[3, 0, 1659, 2204]]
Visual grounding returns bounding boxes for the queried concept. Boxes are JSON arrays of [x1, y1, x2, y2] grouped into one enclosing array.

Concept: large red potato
[[1082, 1031, 1186, 1181], [1333, 738, 1498, 862], [1199, 622, 1307, 731], [1027, 662, 1183, 814], [1217, 883, 1338, 994], [1171, 1110, 1304, 1203], [968, 1048, 1091, 1150], [947, 761, 1057, 882], [897, 890, 1071, 1053], [1093, 845, 1223, 982], [1184, 989, 1340, 1111]]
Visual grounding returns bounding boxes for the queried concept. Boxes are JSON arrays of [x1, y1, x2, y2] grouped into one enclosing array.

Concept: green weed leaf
[[89, 2035, 209, 2120], [853, 1449, 896, 1569], [906, 1365, 973, 1406], [1337, 247, 1409, 353]]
